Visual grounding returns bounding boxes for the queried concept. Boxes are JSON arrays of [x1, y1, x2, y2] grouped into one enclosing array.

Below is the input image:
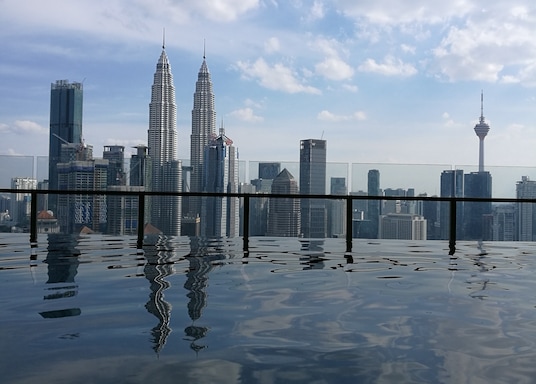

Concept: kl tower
[[474, 91, 490, 172]]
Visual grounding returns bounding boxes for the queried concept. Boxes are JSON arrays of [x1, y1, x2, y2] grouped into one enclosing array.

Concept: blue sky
[[2, 0, 536, 169]]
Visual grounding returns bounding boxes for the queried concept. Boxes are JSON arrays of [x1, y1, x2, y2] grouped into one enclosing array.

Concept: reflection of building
[[148, 43, 181, 236], [379, 213, 427, 240], [143, 239, 174, 354], [48, 80, 83, 213], [516, 176, 536, 241], [300, 139, 327, 238], [267, 169, 300, 237], [40, 234, 80, 319], [201, 126, 239, 238]]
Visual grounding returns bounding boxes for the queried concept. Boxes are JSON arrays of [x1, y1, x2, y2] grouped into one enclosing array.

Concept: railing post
[[449, 198, 456, 255], [243, 195, 250, 252], [346, 196, 353, 253], [137, 192, 145, 250], [30, 190, 38, 246]]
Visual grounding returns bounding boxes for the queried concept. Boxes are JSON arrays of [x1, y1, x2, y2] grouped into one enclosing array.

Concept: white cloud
[[358, 56, 417, 77], [0, 120, 47, 135], [229, 107, 264, 123], [236, 58, 321, 94], [308, 1, 325, 21], [401, 44, 416, 54], [334, 0, 473, 25], [184, 0, 260, 22], [342, 84, 358, 92], [315, 57, 354, 81], [317, 110, 366, 122], [264, 37, 280, 54]]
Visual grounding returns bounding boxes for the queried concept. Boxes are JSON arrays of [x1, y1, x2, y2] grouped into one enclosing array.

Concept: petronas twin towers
[[147, 42, 238, 237]]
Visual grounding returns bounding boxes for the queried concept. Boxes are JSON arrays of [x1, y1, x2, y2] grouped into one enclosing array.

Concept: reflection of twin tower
[[148, 41, 238, 237]]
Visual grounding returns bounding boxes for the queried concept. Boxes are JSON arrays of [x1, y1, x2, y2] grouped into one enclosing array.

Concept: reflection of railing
[[1, 188, 535, 255]]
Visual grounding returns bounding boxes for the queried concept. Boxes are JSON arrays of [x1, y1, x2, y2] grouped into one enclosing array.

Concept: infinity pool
[[1, 234, 536, 383]]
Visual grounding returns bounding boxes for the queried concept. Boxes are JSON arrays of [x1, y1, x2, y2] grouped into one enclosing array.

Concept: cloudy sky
[[2, 0, 536, 171]]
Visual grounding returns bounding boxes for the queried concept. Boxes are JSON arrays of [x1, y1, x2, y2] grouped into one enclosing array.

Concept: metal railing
[[1, 188, 534, 255]]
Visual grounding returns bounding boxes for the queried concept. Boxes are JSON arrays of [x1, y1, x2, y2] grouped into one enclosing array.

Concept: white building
[[379, 213, 427, 240]]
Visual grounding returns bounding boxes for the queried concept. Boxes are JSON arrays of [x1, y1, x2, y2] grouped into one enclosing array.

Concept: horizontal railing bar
[[1, 188, 534, 204]]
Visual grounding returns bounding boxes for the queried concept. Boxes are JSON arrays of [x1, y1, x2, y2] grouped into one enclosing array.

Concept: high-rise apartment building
[[188, 52, 216, 220], [56, 145, 108, 233], [516, 176, 536, 241], [267, 169, 300, 237], [201, 127, 239, 237], [48, 80, 83, 213], [147, 43, 181, 236], [300, 139, 327, 238]]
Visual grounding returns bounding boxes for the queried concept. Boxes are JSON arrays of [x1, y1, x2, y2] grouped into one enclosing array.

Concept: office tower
[[492, 204, 515, 241], [130, 145, 152, 188], [201, 127, 239, 237], [249, 162, 281, 236], [463, 94, 493, 240], [10, 177, 37, 227], [267, 169, 300, 237], [379, 213, 427, 240], [147, 42, 181, 236], [189, 51, 216, 220], [440, 169, 464, 240], [463, 171, 492, 240], [300, 139, 327, 238], [48, 80, 83, 213], [103, 145, 126, 186], [259, 162, 281, 180], [516, 176, 536, 241], [328, 177, 347, 238], [421, 193, 440, 240], [56, 147, 108, 233], [365, 169, 381, 239]]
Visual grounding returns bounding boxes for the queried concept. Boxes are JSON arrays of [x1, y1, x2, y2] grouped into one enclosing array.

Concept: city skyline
[[2, 1, 536, 168]]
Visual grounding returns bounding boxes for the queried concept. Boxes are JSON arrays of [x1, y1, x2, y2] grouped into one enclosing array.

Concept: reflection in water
[[143, 235, 175, 354], [299, 239, 325, 270], [183, 237, 227, 354], [40, 234, 81, 319]]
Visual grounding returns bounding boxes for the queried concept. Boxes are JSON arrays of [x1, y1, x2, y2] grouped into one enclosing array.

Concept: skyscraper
[[328, 177, 347, 238], [48, 80, 83, 213], [147, 42, 181, 236], [440, 169, 464, 240], [201, 126, 238, 237], [189, 51, 216, 220], [299, 139, 327, 238], [366, 169, 381, 239], [103, 145, 126, 186], [516, 176, 536, 241], [267, 169, 300, 237]]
